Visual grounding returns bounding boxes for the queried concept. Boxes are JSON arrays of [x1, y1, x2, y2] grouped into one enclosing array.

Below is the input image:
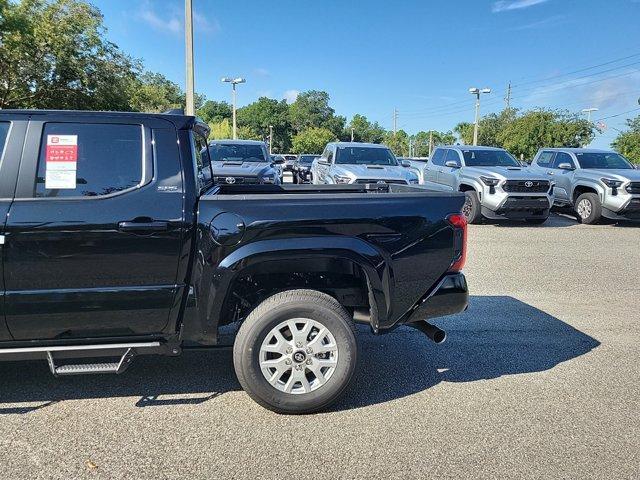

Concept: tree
[[209, 119, 232, 140], [498, 110, 595, 160], [237, 97, 291, 151], [289, 90, 344, 137], [128, 72, 183, 113], [291, 127, 336, 154], [453, 109, 517, 147], [384, 130, 410, 157], [454, 122, 474, 144], [347, 114, 386, 143], [0, 0, 137, 110], [612, 115, 640, 165], [412, 130, 457, 157], [197, 100, 232, 124]]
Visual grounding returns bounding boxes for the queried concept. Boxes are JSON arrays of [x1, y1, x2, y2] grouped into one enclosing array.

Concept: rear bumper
[[404, 273, 468, 324]]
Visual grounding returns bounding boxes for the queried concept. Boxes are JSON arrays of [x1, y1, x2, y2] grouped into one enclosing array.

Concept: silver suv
[[424, 146, 553, 224], [530, 148, 640, 224], [311, 142, 419, 185]]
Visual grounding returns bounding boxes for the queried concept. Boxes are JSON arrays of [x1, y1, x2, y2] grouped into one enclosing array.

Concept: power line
[[595, 107, 640, 122]]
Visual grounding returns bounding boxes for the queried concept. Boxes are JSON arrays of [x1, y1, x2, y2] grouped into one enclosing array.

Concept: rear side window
[[36, 123, 142, 198], [431, 149, 446, 166], [536, 151, 555, 167], [0, 122, 9, 157]]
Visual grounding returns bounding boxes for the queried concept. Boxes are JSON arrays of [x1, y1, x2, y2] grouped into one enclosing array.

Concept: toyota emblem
[[225, 177, 236, 184], [525, 181, 534, 188]]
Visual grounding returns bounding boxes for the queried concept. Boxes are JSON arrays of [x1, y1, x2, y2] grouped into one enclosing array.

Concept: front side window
[[36, 123, 142, 198], [553, 152, 576, 169], [536, 151, 555, 167], [335, 146, 398, 166], [210, 143, 267, 163], [431, 149, 446, 166], [462, 149, 520, 167], [575, 152, 634, 170], [445, 149, 461, 165]]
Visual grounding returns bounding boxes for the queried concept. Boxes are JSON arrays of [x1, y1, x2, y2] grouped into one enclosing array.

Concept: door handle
[[118, 221, 169, 232], [547, 171, 554, 175]]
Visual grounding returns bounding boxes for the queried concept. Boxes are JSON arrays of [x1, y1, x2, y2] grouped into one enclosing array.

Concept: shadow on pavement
[[0, 296, 599, 414]]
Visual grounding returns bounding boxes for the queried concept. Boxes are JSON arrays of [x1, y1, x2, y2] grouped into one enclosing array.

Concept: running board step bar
[[46, 348, 137, 376], [0, 341, 161, 377]]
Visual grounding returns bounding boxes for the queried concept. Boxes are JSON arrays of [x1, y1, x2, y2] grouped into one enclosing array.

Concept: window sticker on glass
[[45, 134, 77, 189]]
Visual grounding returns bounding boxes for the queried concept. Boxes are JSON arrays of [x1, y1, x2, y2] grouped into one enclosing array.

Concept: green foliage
[[454, 122, 474, 144], [237, 125, 261, 141], [237, 97, 291, 151], [347, 114, 386, 143], [289, 90, 344, 137], [384, 130, 409, 157], [612, 115, 640, 164], [498, 110, 595, 160], [128, 72, 184, 113], [198, 100, 232, 123], [0, 0, 137, 110], [209, 119, 232, 140], [291, 127, 336, 154], [413, 130, 457, 156]]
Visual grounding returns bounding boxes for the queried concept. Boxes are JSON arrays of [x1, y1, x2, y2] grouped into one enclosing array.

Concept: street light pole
[[221, 77, 246, 139], [351, 128, 355, 142], [469, 87, 491, 146], [184, 0, 195, 116], [269, 125, 273, 154], [582, 107, 598, 122]]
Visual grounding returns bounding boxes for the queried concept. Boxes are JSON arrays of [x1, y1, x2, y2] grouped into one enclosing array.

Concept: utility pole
[[428, 131, 434, 157], [408, 137, 412, 157], [184, 0, 195, 116], [393, 108, 398, 135], [351, 127, 355, 142], [582, 107, 598, 122], [504, 82, 511, 111], [269, 125, 273, 155]]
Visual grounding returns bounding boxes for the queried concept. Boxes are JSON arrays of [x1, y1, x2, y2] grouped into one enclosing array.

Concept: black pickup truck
[[0, 110, 468, 413]]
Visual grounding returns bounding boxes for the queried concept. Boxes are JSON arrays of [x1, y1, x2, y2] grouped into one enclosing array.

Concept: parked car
[[530, 148, 640, 224], [293, 154, 318, 183], [398, 156, 430, 184], [311, 142, 419, 185], [210, 140, 283, 185], [0, 109, 469, 414], [424, 146, 553, 224], [281, 154, 298, 172], [271, 155, 286, 181]]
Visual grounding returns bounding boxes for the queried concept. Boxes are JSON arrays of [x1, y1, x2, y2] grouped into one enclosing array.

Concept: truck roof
[[445, 145, 506, 151], [0, 109, 205, 132], [329, 142, 390, 149], [209, 139, 266, 145], [538, 147, 614, 153]]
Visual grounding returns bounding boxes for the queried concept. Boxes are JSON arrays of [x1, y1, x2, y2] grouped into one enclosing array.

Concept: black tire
[[575, 192, 602, 224], [525, 217, 548, 225], [462, 190, 482, 224], [233, 289, 357, 414]]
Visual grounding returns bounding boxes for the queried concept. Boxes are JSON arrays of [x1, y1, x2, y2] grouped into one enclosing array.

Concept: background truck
[[0, 110, 468, 414], [423, 146, 554, 224], [530, 147, 640, 224]]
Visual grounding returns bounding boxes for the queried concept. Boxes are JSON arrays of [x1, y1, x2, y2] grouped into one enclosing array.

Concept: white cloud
[[138, 2, 219, 35], [508, 14, 566, 31], [283, 90, 300, 103], [492, 0, 550, 13], [254, 68, 270, 77]]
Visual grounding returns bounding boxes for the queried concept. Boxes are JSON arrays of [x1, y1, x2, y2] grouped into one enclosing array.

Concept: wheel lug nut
[[286, 347, 293, 354], [306, 358, 312, 365], [285, 359, 292, 365], [306, 347, 312, 354], [295, 342, 302, 348]]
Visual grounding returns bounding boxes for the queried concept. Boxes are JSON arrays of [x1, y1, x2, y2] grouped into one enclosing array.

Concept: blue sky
[[93, 0, 640, 148]]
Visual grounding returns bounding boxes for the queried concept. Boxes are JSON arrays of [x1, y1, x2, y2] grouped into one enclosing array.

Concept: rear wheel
[[575, 192, 602, 224], [462, 190, 482, 224], [233, 289, 357, 414]]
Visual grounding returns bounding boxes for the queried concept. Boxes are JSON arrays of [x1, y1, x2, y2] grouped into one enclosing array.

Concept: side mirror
[[318, 159, 329, 165], [401, 159, 411, 168], [445, 160, 460, 168], [557, 163, 574, 171]]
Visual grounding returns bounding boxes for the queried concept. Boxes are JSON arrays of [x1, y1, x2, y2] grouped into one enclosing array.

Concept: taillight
[[446, 213, 467, 272]]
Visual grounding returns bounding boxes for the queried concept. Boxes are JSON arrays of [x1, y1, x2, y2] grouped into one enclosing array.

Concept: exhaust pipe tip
[[410, 321, 447, 344]]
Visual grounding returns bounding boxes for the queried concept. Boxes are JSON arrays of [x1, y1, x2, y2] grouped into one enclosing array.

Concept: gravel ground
[[0, 213, 638, 479]]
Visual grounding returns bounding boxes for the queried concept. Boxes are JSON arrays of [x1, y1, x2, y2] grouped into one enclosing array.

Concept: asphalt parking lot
[[0, 213, 638, 479]]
